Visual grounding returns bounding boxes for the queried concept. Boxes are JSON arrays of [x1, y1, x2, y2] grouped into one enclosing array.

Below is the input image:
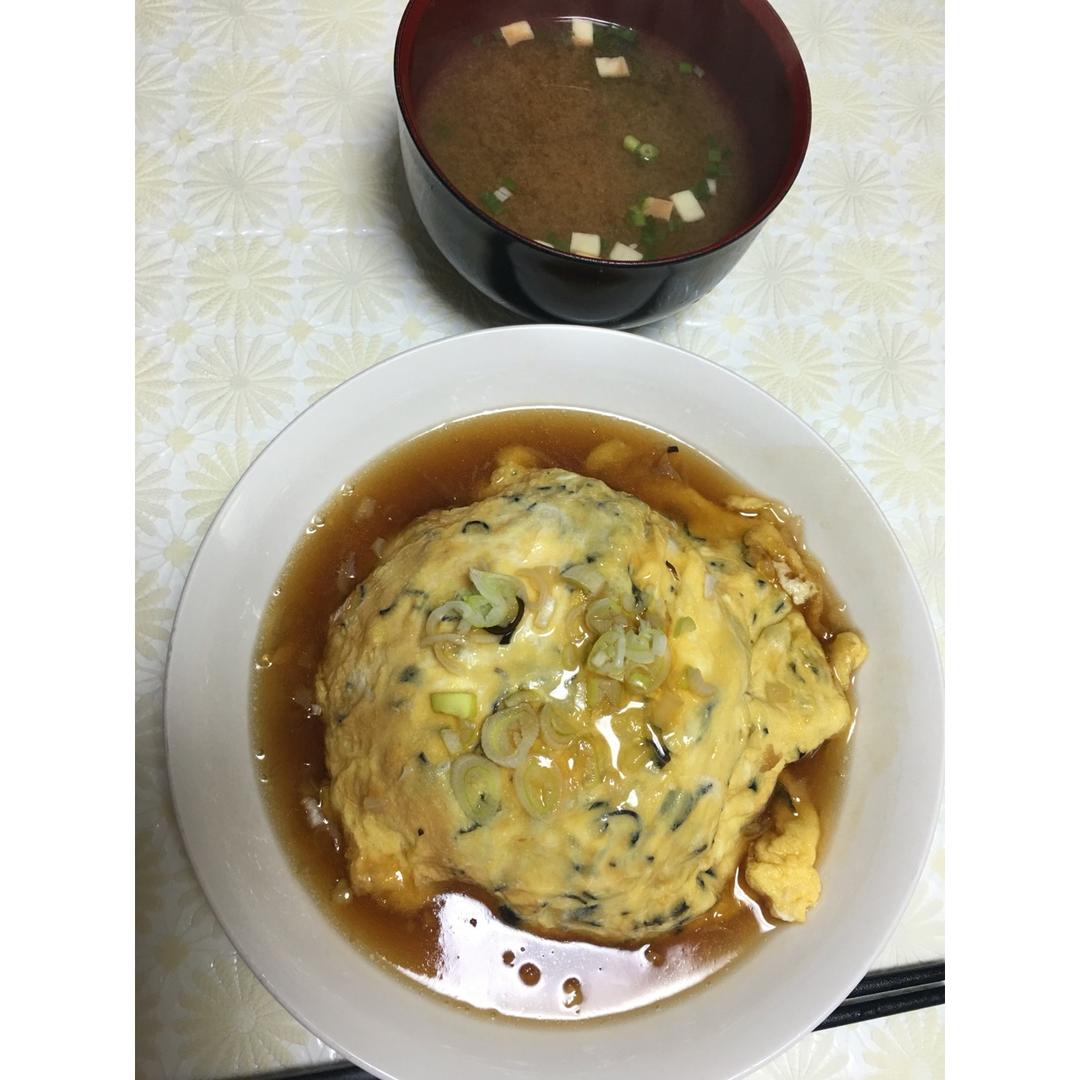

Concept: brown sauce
[[252, 409, 855, 1021], [416, 18, 757, 260]]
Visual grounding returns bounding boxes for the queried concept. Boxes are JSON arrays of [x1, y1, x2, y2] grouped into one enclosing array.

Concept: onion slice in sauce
[[683, 666, 718, 698], [426, 600, 475, 636], [430, 691, 477, 721], [518, 566, 559, 631], [432, 640, 471, 675], [540, 700, 581, 746], [451, 754, 503, 825], [514, 756, 562, 820], [481, 704, 539, 768], [465, 569, 526, 630], [563, 563, 605, 594], [585, 596, 631, 634]]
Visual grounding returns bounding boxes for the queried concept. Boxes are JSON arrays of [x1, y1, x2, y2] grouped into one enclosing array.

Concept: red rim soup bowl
[[394, 0, 811, 329]]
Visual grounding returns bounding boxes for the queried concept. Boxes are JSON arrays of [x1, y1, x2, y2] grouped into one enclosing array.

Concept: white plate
[[166, 325, 943, 1080]]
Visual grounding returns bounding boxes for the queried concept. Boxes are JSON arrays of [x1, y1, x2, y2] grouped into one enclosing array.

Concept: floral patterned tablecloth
[[135, 2, 944, 1076]]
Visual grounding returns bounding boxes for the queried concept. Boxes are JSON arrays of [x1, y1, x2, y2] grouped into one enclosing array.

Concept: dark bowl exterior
[[397, 120, 764, 328], [395, 0, 809, 329]]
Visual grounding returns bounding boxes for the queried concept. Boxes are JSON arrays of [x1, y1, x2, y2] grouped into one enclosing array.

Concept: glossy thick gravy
[[251, 410, 854, 1020]]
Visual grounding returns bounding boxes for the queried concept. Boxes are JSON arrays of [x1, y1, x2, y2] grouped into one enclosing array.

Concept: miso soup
[[416, 17, 759, 261]]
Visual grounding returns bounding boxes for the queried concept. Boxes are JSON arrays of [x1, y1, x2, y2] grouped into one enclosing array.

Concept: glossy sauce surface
[[252, 410, 853, 1020]]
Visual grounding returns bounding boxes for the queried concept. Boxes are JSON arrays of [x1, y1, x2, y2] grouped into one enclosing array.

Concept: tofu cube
[[609, 242, 644, 262], [570, 232, 601, 258], [571, 19, 594, 47], [671, 189, 706, 223], [643, 197, 674, 221], [595, 56, 630, 78], [500, 21, 534, 47], [707, 178, 718, 195]]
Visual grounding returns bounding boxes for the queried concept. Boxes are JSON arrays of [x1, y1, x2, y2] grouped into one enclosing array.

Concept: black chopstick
[[814, 960, 945, 1031], [845, 960, 945, 1001], [815, 983, 945, 1030], [246, 961, 944, 1080]]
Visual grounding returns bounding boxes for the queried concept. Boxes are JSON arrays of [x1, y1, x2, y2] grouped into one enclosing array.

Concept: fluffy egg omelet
[[317, 454, 865, 942]]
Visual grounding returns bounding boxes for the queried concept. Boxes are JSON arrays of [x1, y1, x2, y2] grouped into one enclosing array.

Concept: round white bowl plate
[[166, 325, 943, 1080]]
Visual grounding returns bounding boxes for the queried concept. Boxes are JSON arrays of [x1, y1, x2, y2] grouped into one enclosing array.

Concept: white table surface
[[135, 1, 944, 1076]]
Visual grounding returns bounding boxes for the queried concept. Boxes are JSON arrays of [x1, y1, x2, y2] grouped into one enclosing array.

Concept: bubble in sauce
[[518, 962, 541, 986], [644, 944, 666, 967], [561, 977, 584, 1009]]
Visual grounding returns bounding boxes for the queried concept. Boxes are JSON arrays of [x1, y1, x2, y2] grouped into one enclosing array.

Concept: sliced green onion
[[461, 592, 508, 629], [623, 134, 642, 152], [501, 688, 543, 711], [586, 596, 631, 634], [626, 621, 666, 665], [481, 704, 539, 768], [637, 143, 659, 163], [540, 700, 581, 746], [463, 569, 525, 629], [562, 563, 605, 594], [705, 161, 720, 178], [707, 148, 725, 163], [430, 691, 477, 721], [589, 622, 667, 680], [626, 206, 647, 228], [674, 616, 697, 636], [678, 60, 693, 74], [589, 628, 627, 674], [626, 666, 658, 694], [480, 191, 503, 214], [692, 178, 712, 201], [440, 727, 463, 754], [451, 753, 502, 824], [570, 734, 603, 787], [501, 178, 518, 193], [682, 665, 718, 698], [514, 755, 562, 819], [470, 568, 524, 602], [586, 674, 624, 710], [426, 600, 475, 636], [432, 640, 470, 675]]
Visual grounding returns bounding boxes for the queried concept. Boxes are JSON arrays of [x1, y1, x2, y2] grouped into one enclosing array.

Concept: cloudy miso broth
[[251, 410, 856, 1021], [416, 18, 757, 260]]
